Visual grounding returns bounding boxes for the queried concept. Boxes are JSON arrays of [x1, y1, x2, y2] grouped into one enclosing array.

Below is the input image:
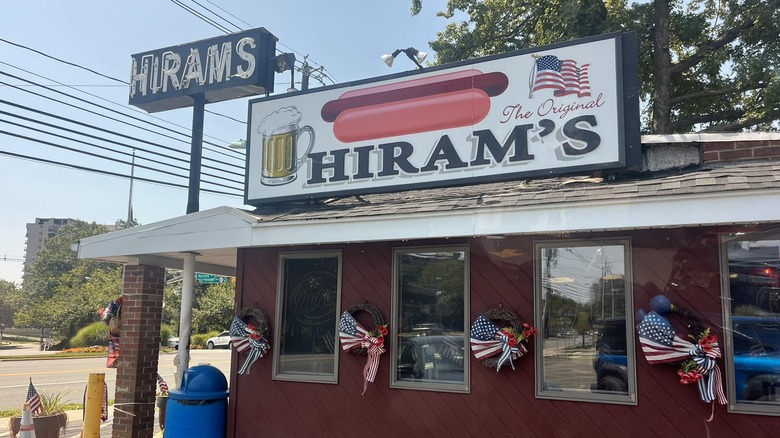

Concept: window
[[720, 232, 780, 415], [534, 239, 637, 404], [272, 251, 341, 383], [391, 246, 469, 392]]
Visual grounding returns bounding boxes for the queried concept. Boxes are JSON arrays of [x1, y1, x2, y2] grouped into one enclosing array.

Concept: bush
[[70, 322, 109, 348], [191, 331, 219, 349], [160, 324, 174, 346]]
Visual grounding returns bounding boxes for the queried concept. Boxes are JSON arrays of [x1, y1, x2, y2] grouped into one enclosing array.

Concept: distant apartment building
[[23, 218, 76, 279]]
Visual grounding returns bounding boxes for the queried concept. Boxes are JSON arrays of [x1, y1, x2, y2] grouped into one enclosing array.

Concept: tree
[[16, 221, 122, 338], [412, 0, 780, 133], [0, 279, 21, 331], [191, 280, 235, 333]]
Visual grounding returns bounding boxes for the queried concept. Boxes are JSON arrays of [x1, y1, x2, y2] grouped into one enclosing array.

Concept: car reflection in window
[[398, 335, 465, 384], [732, 316, 780, 402]]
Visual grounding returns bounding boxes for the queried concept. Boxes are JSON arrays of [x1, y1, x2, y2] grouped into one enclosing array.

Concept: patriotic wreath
[[229, 307, 271, 375], [470, 306, 536, 372], [636, 295, 726, 409], [338, 303, 387, 395]]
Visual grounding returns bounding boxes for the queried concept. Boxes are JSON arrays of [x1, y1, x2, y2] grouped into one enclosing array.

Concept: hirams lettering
[[129, 37, 256, 97], [307, 116, 601, 185]]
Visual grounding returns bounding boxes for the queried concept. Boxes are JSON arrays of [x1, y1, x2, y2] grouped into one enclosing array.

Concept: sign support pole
[[186, 93, 205, 214]]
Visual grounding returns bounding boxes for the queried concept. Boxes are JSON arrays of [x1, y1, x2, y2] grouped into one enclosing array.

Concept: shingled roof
[[249, 160, 780, 223]]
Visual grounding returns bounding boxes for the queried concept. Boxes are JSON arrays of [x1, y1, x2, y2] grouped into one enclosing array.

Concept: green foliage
[[191, 331, 219, 348], [69, 322, 109, 348], [412, 0, 780, 133], [15, 221, 122, 338], [191, 281, 235, 333], [0, 279, 21, 329], [160, 324, 174, 346], [39, 389, 70, 415]]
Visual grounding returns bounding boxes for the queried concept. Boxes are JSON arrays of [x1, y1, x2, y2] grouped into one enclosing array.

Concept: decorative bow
[[230, 316, 270, 375], [495, 331, 528, 372], [637, 311, 726, 405], [470, 314, 535, 372], [686, 340, 727, 404], [339, 311, 387, 395]]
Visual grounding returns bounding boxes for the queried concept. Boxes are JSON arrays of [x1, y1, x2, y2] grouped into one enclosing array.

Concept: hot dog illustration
[[321, 69, 509, 143]]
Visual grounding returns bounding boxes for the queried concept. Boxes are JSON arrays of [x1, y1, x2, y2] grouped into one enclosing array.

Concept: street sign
[[195, 273, 230, 284]]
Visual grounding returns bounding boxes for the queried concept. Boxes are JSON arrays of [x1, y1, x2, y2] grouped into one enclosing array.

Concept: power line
[[0, 72, 245, 167], [0, 38, 249, 133], [170, 0, 233, 34], [0, 99, 243, 179], [0, 61, 244, 154], [0, 149, 243, 197], [191, 0, 243, 32], [202, 0, 253, 29], [0, 110, 244, 186]]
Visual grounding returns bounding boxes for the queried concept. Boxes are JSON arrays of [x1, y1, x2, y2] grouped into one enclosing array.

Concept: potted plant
[[9, 391, 69, 438]]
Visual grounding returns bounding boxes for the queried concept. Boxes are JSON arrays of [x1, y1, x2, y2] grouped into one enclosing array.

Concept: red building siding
[[227, 227, 780, 437]]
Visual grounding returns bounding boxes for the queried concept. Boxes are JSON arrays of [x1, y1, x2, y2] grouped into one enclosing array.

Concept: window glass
[[392, 247, 469, 392], [273, 252, 341, 383], [535, 240, 636, 404], [722, 234, 780, 414]]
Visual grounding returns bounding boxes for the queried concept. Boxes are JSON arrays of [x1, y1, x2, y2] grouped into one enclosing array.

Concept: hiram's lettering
[[307, 117, 600, 185]]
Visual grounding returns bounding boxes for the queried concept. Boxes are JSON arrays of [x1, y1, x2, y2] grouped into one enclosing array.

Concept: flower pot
[[156, 396, 168, 430], [9, 412, 67, 438]]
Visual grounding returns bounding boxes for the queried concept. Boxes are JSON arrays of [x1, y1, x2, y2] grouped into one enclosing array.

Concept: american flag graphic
[[636, 311, 697, 364], [531, 55, 591, 98], [339, 311, 368, 351], [229, 315, 271, 375], [26, 378, 42, 415], [230, 316, 253, 353], [470, 314, 503, 359]]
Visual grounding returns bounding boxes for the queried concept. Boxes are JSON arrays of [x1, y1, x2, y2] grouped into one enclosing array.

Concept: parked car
[[167, 336, 179, 350], [397, 335, 465, 383], [206, 331, 231, 349]]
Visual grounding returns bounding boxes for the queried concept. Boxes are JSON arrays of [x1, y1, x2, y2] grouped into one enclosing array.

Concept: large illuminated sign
[[129, 28, 277, 113], [246, 32, 640, 205]]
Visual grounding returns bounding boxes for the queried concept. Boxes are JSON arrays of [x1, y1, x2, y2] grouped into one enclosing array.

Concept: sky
[[0, 0, 453, 284]]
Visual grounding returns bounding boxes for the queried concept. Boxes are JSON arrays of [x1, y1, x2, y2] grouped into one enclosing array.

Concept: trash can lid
[[181, 364, 228, 393]]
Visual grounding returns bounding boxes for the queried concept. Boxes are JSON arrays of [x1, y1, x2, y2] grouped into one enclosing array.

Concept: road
[[0, 348, 232, 411]]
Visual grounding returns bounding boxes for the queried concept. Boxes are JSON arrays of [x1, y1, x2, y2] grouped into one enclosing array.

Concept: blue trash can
[[164, 365, 228, 437]]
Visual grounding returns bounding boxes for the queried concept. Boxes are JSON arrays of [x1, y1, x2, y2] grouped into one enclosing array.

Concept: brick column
[[112, 264, 165, 438]]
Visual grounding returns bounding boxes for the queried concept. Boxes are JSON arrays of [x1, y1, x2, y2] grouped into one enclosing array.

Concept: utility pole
[[126, 149, 136, 228]]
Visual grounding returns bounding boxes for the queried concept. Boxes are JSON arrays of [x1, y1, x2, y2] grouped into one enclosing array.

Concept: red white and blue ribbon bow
[[470, 314, 529, 372], [230, 316, 270, 375], [339, 311, 386, 395], [637, 311, 726, 404]]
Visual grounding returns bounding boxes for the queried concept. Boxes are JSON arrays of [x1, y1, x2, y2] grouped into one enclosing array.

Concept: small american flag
[[339, 311, 368, 351], [26, 378, 42, 415], [637, 311, 695, 364], [470, 314, 503, 359], [157, 374, 169, 394], [532, 55, 591, 98]]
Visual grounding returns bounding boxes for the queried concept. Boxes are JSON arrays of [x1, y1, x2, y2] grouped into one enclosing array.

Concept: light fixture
[[381, 47, 428, 70], [270, 52, 297, 91]]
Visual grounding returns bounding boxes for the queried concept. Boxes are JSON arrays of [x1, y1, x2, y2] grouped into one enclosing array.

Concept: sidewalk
[[0, 342, 163, 437], [0, 409, 163, 438]]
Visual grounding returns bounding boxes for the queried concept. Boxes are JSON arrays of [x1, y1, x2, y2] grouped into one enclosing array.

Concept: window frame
[[272, 250, 342, 384], [390, 245, 471, 393], [533, 238, 637, 405], [719, 231, 780, 416]]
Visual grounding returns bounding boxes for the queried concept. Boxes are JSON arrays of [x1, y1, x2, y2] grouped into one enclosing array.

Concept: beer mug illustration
[[258, 107, 315, 186]]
